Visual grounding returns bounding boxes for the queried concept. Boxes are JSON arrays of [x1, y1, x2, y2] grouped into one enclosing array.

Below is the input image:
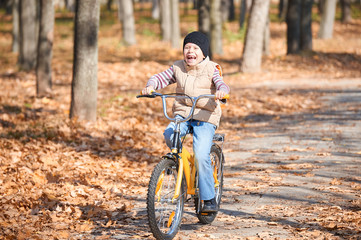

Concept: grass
[[351, 3, 361, 19], [142, 28, 158, 38], [223, 26, 246, 43], [24, 103, 32, 108]]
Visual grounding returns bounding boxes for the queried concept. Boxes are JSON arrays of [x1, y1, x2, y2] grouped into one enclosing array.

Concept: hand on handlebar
[[215, 90, 229, 100], [141, 86, 155, 95]]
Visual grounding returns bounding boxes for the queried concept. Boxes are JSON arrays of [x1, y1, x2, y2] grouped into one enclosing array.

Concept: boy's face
[[183, 43, 205, 66]]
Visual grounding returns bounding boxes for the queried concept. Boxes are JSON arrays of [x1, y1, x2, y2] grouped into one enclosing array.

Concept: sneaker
[[202, 198, 218, 213]]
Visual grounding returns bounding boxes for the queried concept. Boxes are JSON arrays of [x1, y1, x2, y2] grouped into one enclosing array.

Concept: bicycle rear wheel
[[195, 143, 224, 224], [147, 158, 185, 240]]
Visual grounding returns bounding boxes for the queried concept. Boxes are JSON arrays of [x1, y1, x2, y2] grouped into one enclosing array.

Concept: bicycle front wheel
[[147, 158, 185, 240]]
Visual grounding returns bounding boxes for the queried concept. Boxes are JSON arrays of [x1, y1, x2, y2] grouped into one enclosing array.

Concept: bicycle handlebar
[[137, 92, 229, 123]]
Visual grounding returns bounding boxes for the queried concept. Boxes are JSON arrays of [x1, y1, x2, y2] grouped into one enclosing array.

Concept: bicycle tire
[[147, 157, 186, 240], [194, 143, 224, 224]]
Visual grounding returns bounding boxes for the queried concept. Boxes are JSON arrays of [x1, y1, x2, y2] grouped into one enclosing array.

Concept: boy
[[141, 31, 230, 212]]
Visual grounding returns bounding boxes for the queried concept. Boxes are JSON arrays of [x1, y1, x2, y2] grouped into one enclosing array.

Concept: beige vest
[[172, 57, 222, 127]]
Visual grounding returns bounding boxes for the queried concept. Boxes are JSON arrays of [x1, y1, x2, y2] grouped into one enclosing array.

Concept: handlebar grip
[[136, 94, 156, 98], [137, 89, 157, 98], [218, 94, 229, 104], [214, 94, 230, 100]]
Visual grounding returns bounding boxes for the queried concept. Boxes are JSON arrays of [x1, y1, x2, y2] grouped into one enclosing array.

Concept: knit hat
[[183, 31, 209, 58]]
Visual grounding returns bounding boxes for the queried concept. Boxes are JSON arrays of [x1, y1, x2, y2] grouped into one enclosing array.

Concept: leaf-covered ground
[[1, 6, 361, 240]]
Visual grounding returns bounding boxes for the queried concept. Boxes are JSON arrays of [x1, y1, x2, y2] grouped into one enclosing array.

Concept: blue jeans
[[163, 117, 216, 201]]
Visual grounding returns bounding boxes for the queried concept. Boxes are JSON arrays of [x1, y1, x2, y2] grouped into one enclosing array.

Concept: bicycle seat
[[213, 133, 225, 142]]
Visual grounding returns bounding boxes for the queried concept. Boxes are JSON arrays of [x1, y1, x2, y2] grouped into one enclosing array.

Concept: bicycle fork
[[171, 147, 196, 203]]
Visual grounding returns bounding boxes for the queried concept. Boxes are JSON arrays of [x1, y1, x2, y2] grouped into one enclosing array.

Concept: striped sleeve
[[146, 66, 176, 90], [212, 68, 230, 94]]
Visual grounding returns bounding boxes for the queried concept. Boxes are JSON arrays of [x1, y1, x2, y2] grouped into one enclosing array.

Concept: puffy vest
[[172, 57, 222, 127]]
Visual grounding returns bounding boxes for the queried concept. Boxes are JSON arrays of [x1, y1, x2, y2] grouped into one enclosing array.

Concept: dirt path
[[175, 78, 361, 239], [176, 78, 361, 240], [71, 78, 361, 240]]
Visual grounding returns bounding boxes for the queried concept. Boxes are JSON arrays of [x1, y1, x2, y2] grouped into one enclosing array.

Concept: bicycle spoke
[[148, 159, 184, 237]]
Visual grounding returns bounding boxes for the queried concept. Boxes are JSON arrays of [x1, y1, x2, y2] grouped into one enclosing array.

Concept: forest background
[[0, 0, 361, 239]]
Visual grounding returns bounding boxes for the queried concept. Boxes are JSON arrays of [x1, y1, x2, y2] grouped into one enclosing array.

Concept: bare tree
[[36, 0, 54, 97], [18, 0, 39, 71], [286, 0, 313, 54], [278, 0, 288, 21], [318, 0, 325, 16], [263, 11, 270, 56], [160, 0, 179, 48], [152, 0, 160, 19], [107, 0, 113, 11], [12, 0, 19, 53], [119, 0, 136, 45], [300, 0, 313, 52], [340, 0, 352, 23], [170, 0, 180, 48], [198, 0, 211, 34], [241, 0, 270, 73], [65, 0, 75, 12], [198, 0, 223, 57], [210, 0, 222, 55], [220, 0, 233, 22], [70, 0, 100, 121], [160, 0, 171, 42], [240, 0, 252, 29], [286, 0, 300, 54], [228, 0, 235, 21], [318, 0, 337, 39]]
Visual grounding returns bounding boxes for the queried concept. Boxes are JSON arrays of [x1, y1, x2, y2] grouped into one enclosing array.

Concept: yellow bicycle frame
[[171, 147, 219, 202]]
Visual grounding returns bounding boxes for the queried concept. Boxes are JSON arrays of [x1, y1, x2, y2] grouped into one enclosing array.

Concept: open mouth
[[186, 55, 197, 62]]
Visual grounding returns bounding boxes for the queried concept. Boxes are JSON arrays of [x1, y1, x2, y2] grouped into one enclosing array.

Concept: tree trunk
[[239, 0, 252, 29], [107, 0, 113, 11], [19, 0, 39, 71], [70, 0, 100, 121], [12, 0, 19, 53], [228, 0, 235, 21], [241, 0, 270, 73], [152, 0, 160, 20], [286, 0, 313, 54], [170, 0, 180, 48], [120, 0, 136, 45], [210, 0, 222, 55], [318, 0, 325, 16], [340, 0, 352, 23], [278, 0, 288, 21], [220, 0, 230, 22], [198, 0, 210, 34], [318, 0, 337, 39], [36, 0, 54, 97], [286, 0, 301, 54], [117, 0, 123, 21], [65, 0, 75, 12], [263, 11, 270, 56], [300, 0, 313, 52], [1, 0, 13, 14], [160, 0, 171, 42]]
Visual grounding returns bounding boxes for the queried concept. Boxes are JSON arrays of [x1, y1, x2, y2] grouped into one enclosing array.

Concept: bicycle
[[137, 92, 228, 240]]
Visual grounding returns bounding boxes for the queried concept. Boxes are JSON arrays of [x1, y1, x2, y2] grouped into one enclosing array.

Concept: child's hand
[[215, 90, 227, 100], [141, 86, 155, 95]]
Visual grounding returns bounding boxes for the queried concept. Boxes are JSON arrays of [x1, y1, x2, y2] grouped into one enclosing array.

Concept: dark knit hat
[[183, 31, 209, 58]]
